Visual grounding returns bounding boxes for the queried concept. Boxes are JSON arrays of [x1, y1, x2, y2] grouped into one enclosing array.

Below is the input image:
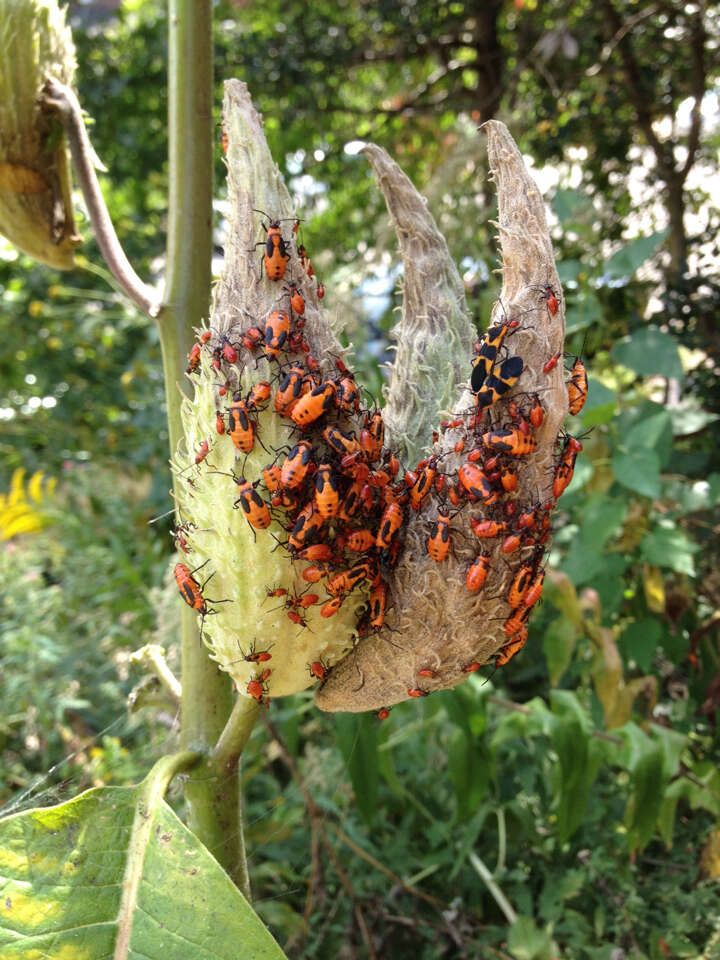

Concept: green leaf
[[640, 522, 698, 576], [549, 716, 601, 842], [620, 617, 663, 672], [667, 399, 720, 436], [625, 410, 672, 450], [335, 714, 379, 827], [552, 188, 595, 228], [507, 915, 555, 960], [625, 742, 666, 853], [543, 616, 577, 686], [565, 294, 604, 336], [447, 728, 490, 820], [603, 231, 668, 278], [579, 493, 628, 548], [560, 539, 606, 587], [611, 449, 661, 498], [611, 327, 684, 380], [0, 768, 286, 960], [578, 377, 616, 426]]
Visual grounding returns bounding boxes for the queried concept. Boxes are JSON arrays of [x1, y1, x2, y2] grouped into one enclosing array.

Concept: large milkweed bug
[[321, 596, 344, 618], [553, 435, 582, 499], [369, 581, 387, 631], [409, 456, 438, 511], [327, 563, 370, 597], [314, 463, 340, 518], [252, 210, 292, 281], [186, 342, 202, 374], [274, 364, 307, 417], [323, 425, 361, 457], [287, 281, 305, 316], [345, 529, 376, 553], [296, 544, 334, 563], [212, 470, 272, 531], [280, 441, 314, 490], [528, 394, 544, 428], [567, 357, 588, 416], [475, 356, 524, 412], [482, 428, 536, 457], [522, 567, 546, 610], [543, 351, 562, 374], [503, 605, 531, 637], [337, 374, 360, 415], [376, 502, 404, 549], [506, 560, 535, 608], [458, 463, 498, 505], [174, 561, 210, 613], [227, 395, 256, 454], [263, 310, 291, 360], [496, 628, 529, 667], [288, 501, 324, 552], [291, 381, 337, 427], [427, 512, 452, 563], [466, 553, 491, 591], [470, 320, 515, 393]]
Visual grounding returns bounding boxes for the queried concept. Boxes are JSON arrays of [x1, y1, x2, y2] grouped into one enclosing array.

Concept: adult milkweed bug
[[288, 501, 324, 552], [567, 357, 588, 416], [475, 356, 524, 412], [252, 210, 292, 281], [274, 364, 307, 417], [280, 441, 314, 490], [323, 425, 361, 457], [541, 284, 559, 316], [427, 512, 452, 563], [264, 310, 291, 360], [174, 562, 209, 613], [326, 563, 368, 598], [503, 605, 531, 637], [291, 381, 337, 427], [466, 553, 491, 592], [470, 320, 515, 393], [215, 471, 272, 531], [506, 561, 535, 608], [482, 428, 536, 457], [409, 456, 438, 510], [314, 463, 340, 518]]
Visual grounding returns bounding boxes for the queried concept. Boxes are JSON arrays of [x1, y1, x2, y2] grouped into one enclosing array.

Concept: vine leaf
[[0, 758, 286, 960]]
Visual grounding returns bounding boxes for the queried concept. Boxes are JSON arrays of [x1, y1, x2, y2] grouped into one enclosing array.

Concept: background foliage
[[1, 1, 719, 958]]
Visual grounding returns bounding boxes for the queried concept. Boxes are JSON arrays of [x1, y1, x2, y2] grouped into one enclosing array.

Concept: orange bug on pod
[[252, 210, 290, 281], [466, 553, 491, 592], [263, 310, 291, 360], [288, 502, 324, 552], [567, 357, 588, 416], [321, 596, 344, 618], [227, 396, 256, 454], [287, 281, 305, 316], [186, 342, 202, 374], [482, 428, 536, 457], [470, 518, 507, 539], [407, 688, 429, 698], [274, 365, 307, 417], [541, 284, 559, 316], [427, 512, 452, 563], [506, 561, 535, 608], [309, 660, 330, 683], [345, 529, 376, 553], [370, 581, 387, 631], [280, 441, 314, 490], [291, 381, 337, 427], [247, 381, 272, 411], [458, 463, 498, 505], [496, 628, 529, 667], [314, 464, 340, 519], [376, 502, 404, 549], [409, 456, 438, 510], [323, 425, 361, 457]]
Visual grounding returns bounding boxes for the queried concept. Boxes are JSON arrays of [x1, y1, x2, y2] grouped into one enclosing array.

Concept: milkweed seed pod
[[0, 0, 80, 269]]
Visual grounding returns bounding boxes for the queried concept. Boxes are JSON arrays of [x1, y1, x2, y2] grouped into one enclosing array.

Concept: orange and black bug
[[263, 310, 291, 360], [263, 463, 282, 493], [496, 628, 529, 667], [541, 284, 559, 316], [470, 319, 515, 393], [470, 518, 507, 539], [173, 561, 223, 616], [219, 336, 238, 364], [427, 512, 452, 562], [227, 395, 256, 454], [214, 471, 272, 531], [291, 381, 337, 427], [247, 670, 271, 703], [503, 605, 532, 637], [297, 244, 314, 278], [370, 581, 387, 631], [280, 441, 314, 490], [345, 529, 376, 553], [407, 688, 429, 698], [482, 428, 536, 457], [323, 425, 361, 457], [501, 534, 522, 554], [240, 326, 264, 351], [522, 567, 546, 610], [287, 281, 305, 316], [463, 662, 481, 673], [376, 502, 404, 549], [194, 439, 210, 465], [288, 501, 324, 552], [567, 356, 588, 416], [296, 544, 334, 563], [553, 435, 582, 499], [314, 463, 340, 518], [215, 411, 226, 435], [409, 456, 438, 511], [500, 466, 518, 492], [309, 659, 330, 683], [338, 476, 365, 521], [506, 561, 535, 608], [247, 380, 272, 410], [365, 411, 385, 462], [240, 640, 273, 663], [337, 374, 360, 414], [186, 342, 202, 374], [458, 463, 498, 505], [252, 210, 291, 281], [528, 394, 544, 428], [327, 563, 369, 597], [543, 351, 562, 373], [274, 364, 307, 417], [301, 563, 331, 583], [321, 596, 344, 618], [475, 355, 524, 412], [466, 553, 490, 592]]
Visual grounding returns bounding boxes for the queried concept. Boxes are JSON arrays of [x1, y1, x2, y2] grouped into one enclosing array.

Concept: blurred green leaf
[[640, 522, 697, 575], [611, 327, 684, 380], [603, 231, 668, 278], [625, 742, 665, 853], [565, 294, 605, 336], [620, 617, 663, 672], [335, 714, 379, 827], [507, 915, 555, 960], [611, 449, 661, 498], [667, 400, 720, 436], [543, 616, 577, 686], [578, 377, 616, 426], [552, 188, 595, 228], [579, 493, 628, 547], [447, 727, 490, 821]]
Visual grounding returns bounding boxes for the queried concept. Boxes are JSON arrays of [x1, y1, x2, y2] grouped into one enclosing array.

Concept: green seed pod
[[0, 0, 80, 269]]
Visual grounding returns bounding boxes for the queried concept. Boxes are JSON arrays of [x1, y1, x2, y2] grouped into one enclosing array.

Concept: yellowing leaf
[[699, 826, 720, 880], [643, 565, 666, 614]]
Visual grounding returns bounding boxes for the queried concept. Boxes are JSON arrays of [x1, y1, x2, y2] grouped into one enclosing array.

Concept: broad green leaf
[[560, 539, 606, 586], [552, 189, 595, 228], [640, 522, 698, 576], [625, 742, 665, 853], [661, 479, 712, 515], [507, 915, 555, 960], [335, 713, 378, 827], [578, 377, 616, 426], [603, 230, 668, 278], [668, 400, 720, 436], [625, 410, 672, 450], [616, 721, 655, 771], [447, 728, 490, 821], [565, 293, 604, 336], [556, 258, 584, 282], [611, 327, 684, 380], [611, 449, 661, 498], [543, 616, 577, 686], [708, 473, 720, 505], [620, 617, 663, 672], [578, 493, 628, 548], [550, 716, 602, 842], [538, 868, 585, 922], [550, 689, 591, 731], [0, 760, 286, 960]]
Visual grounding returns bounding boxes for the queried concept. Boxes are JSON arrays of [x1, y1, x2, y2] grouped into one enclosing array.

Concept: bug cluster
[[175, 207, 587, 715]]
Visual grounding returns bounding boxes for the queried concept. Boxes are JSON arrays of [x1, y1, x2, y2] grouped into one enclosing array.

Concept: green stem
[[159, 0, 241, 883]]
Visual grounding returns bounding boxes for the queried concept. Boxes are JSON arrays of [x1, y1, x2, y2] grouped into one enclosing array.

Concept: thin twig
[[38, 78, 159, 317], [468, 851, 518, 926]]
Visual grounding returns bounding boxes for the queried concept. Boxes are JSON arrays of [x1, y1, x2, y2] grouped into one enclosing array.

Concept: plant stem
[[161, 0, 245, 884]]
